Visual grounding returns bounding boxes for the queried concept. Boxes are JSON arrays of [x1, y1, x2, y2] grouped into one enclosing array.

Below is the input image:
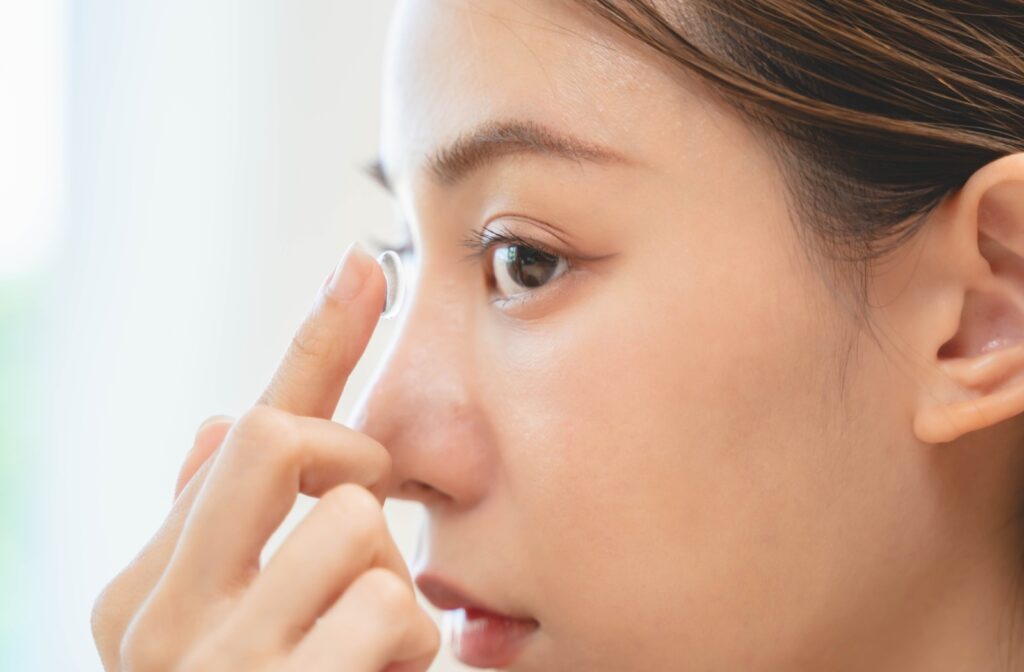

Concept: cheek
[[480, 205, 862, 658], [500, 204, 844, 520]]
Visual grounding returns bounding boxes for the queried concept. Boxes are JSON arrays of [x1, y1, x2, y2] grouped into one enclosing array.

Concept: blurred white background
[[1, 1, 472, 669]]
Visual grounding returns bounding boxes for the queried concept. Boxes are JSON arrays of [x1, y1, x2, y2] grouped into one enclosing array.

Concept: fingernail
[[327, 241, 373, 301]]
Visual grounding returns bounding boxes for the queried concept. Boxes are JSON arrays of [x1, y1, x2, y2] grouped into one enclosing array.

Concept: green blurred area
[[0, 275, 40, 669]]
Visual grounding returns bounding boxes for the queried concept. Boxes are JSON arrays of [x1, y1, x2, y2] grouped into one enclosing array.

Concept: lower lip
[[443, 607, 539, 668]]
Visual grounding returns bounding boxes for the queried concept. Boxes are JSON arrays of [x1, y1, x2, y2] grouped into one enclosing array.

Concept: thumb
[[173, 415, 234, 502]]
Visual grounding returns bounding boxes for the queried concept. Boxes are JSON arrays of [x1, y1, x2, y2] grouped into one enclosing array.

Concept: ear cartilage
[[376, 249, 405, 319]]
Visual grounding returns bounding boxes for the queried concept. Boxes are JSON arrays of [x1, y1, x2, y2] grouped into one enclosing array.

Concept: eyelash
[[457, 228, 564, 266], [464, 229, 573, 308], [368, 228, 572, 309]]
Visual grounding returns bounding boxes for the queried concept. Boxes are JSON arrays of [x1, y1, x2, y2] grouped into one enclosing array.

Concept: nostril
[[404, 480, 431, 494], [400, 479, 449, 503]]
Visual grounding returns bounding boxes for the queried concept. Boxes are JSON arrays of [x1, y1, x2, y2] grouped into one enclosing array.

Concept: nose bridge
[[345, 277, 494, 507]]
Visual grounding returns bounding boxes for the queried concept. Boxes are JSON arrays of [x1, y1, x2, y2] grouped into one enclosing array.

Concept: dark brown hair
[[574, 0, 1024, 333], [570, 1, 1024, 666]]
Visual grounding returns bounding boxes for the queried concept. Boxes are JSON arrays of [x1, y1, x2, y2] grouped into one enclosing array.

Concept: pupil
[[506, 245, 557, 288]]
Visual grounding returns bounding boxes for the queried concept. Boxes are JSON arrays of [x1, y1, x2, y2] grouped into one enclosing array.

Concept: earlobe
[[912, 153, 1024, 445], [914, 342, 1024, 444]]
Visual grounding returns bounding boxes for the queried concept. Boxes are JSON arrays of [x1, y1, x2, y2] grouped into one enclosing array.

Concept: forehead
[[379, 0, 713, 194]]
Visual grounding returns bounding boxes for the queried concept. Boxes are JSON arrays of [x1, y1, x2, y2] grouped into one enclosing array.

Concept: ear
[[912, 152, 1024, 445]]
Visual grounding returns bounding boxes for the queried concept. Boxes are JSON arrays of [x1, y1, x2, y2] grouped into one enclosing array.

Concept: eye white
[[491, 244, 568, 300]]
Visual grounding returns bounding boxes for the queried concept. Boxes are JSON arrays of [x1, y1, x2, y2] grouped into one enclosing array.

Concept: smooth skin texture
[[92, 0, 1024, 670], [346, 0, 1024, 670], [90, 242, 440, 672]]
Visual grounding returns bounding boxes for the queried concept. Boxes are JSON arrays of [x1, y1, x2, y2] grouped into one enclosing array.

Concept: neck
[[883, 526, 1024, 672]]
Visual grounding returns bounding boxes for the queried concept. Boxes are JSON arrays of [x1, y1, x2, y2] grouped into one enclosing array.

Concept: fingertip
[[326, 241, 376, 303], [258, 242, 387, 418], [198, 414, 234, 432]]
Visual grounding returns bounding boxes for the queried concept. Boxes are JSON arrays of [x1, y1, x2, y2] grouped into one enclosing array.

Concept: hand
[[91, 243, 440, 672]]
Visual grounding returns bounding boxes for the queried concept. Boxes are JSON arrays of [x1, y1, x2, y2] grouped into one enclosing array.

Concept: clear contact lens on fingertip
[[376, 249, 405, 319]]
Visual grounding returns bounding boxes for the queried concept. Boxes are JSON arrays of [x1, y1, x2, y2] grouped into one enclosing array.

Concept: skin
[[354, 0, 1024, 669], [91, 245, 440, 671], [92, 0, 1024, 670]]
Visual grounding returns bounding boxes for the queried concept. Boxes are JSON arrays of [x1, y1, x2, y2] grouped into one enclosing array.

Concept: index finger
[[258, 241, 386, 418]]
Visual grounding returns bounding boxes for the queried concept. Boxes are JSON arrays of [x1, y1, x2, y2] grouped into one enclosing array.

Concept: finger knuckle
[[233, 405, 279, 438], [323, 484, 386, 542], [334, 481, 384, 511], [174, 644, 220, 672], [287, 314, 340, 363], [90, 580, 117, 642], [91, 571, 139, 661], [195, 414, 233, 435], [335, 425, 393, 497], [366, 438, 394, 486], [359, 567, 412, 614], [419, 612, 443, 655], [230, 405, 301, 466], [119, 617, 170, 672]]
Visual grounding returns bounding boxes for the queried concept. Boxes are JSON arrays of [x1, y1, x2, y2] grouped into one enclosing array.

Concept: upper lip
[[414, 571, 537, 623]]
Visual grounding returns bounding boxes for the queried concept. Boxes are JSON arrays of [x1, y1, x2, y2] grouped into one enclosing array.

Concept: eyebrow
[[361, 118, 633, 194]]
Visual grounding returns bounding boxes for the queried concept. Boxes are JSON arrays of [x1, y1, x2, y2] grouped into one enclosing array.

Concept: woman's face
[[348, 0, 973, 669]]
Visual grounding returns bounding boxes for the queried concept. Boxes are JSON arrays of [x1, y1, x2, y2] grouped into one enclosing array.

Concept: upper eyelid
[[369, 227, 574, 312], [369, 221, 572, 267], [458, 229, 567, 266]]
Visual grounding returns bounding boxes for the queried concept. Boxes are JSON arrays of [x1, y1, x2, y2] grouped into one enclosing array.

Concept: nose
[[343, 280, 495, 509]]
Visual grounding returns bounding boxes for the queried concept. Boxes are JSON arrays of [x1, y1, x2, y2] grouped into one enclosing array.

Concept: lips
[[414, 571, 539, 668], [414, 571, 533, 621]]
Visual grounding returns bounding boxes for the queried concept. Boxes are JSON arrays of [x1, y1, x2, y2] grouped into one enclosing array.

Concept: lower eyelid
[[492, 265, 578, 314], [380, 238, 579, 313]]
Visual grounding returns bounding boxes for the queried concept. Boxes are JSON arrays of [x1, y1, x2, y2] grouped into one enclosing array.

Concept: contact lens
[[376, 249, 405, 319]]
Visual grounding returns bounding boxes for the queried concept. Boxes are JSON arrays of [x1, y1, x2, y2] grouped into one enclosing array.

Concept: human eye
[[458, 227, 573, 308]]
